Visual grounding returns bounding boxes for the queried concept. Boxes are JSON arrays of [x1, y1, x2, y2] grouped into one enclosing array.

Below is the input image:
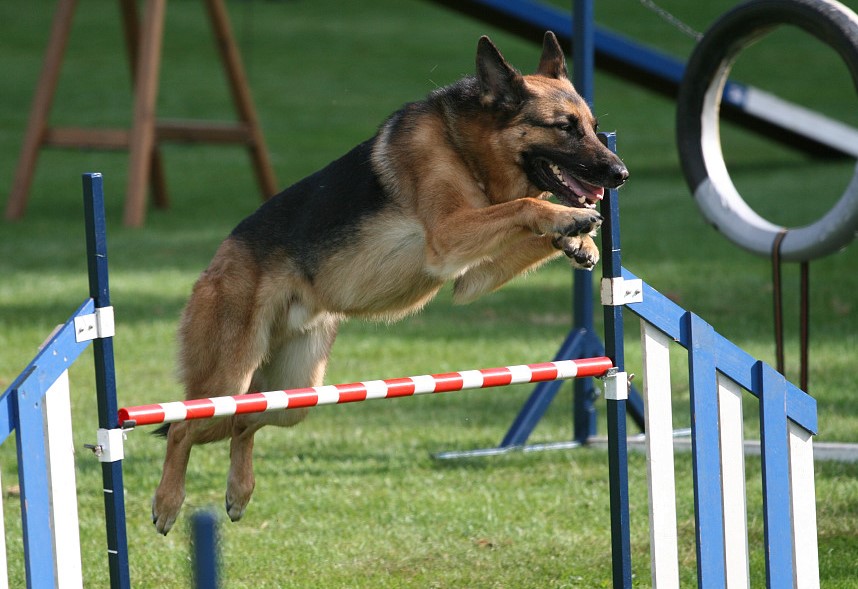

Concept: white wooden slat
[[640, 320, 680, 589], [43, 370, 83, 589], [717, 373, 750, 589], [789, 422, 820, 589]]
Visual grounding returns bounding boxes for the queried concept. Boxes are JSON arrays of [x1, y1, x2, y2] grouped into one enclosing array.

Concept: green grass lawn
[[1, 0, 857, 587]]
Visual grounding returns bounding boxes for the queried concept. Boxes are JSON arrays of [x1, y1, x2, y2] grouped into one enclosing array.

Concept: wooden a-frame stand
[[5, 0, 277, 227]]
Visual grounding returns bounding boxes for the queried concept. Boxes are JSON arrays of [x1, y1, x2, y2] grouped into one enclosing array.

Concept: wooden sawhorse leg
[[123, 0, 166, 227], [119, 0, 170, 210], [5, 0, 77, 221]]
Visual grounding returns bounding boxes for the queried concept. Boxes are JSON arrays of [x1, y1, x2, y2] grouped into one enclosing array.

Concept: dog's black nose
[[614, 166, 629, 186]]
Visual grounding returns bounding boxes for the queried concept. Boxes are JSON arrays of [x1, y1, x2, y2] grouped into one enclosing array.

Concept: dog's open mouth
[[539, 159, 604, 209]]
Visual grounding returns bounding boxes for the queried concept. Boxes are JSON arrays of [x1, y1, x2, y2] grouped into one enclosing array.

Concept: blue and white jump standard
[[597, 160, 820, 588], [0, 173, 130, 589]]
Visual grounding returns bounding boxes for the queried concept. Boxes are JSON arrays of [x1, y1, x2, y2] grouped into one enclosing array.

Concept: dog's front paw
[[552, 235, 600, 270], [554, 209, 602, 237]]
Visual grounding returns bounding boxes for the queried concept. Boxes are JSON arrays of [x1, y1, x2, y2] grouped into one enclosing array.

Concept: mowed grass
[[1, 0, 857, 587]]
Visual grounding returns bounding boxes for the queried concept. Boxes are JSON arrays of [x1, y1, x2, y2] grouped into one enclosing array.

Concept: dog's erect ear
[[476, 36, 525, 110], [536, 31, 568, 79]]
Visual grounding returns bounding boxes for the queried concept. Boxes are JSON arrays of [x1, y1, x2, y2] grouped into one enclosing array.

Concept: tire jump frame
[[0, 163, 821, 588]]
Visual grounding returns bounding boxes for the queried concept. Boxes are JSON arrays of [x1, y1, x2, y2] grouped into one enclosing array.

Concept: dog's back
[[230, 139, 389, 276]]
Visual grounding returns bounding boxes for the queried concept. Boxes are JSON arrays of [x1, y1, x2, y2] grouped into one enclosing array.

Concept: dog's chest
[[312, 215, 444, 318]]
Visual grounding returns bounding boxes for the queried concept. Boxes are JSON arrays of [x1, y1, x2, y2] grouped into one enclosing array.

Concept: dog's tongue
[[562, 170, 604, 201]]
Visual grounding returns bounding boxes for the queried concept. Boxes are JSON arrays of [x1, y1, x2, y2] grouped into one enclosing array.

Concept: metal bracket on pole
[[85, 428, 125, 463], [600, 277, 643, 306], [603, 368, 630, 401], [74, 306, 115, 342]]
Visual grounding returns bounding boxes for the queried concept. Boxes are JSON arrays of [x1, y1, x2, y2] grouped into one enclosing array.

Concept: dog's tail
[[152, 423, 171, 438]]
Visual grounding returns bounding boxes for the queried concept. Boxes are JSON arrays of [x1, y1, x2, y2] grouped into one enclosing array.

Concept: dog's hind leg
[[153, 366, 257, 534], [153, 243, 272, 535], [224, 312, 339, 522], [153, 354, 260, 534], [152, 420, 207, 535]]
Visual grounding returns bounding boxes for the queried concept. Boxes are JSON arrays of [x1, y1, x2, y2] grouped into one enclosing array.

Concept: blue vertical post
[[756, 362, 795, 588], [572, 0, 598, 443], [83, 173, 131, 589], [193, 512, 221, 589], [572, 0, 594, 101], [600, 134, 632, 588], [445, 0, 645, 459]]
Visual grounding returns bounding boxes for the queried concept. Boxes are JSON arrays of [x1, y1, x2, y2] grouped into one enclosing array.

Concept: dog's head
[[475, 32, 628, 208]]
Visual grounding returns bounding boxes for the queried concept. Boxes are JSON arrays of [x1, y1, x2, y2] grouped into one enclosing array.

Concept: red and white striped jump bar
[[118, 357, 613, 428]]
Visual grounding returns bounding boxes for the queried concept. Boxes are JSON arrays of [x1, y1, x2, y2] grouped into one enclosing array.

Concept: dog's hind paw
[[225, 493, 250, 522], [152, 493, 183, 536], [225, 469, 255, 522]]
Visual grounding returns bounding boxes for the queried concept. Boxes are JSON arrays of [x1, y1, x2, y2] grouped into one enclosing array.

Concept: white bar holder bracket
[[603, 369, 630, 401], [86, 428, 125, 463], [600, 278, 643, 306], [74, 306, 115, 343]]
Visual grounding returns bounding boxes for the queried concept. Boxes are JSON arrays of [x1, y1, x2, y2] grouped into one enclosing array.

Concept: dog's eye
[[554, 115, 579, 134], [555, 121, 576, 133]]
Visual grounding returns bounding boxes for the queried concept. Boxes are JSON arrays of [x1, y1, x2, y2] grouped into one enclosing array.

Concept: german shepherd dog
[[151, 31, 628, 534]]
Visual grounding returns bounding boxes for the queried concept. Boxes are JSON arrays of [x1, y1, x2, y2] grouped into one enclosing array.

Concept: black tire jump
[[677, 0, 858, 262]]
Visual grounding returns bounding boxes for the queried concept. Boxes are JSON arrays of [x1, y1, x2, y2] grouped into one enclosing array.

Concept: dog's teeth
[[577, 196, 586, 204], [550, 163, 579, 193]]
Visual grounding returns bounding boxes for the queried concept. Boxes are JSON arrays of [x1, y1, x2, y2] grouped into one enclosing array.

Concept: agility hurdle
[[112, 130, 819, 587], [2, 167, 821, 588], [0, 321, 87, 589], [597, 136, 820, 588]]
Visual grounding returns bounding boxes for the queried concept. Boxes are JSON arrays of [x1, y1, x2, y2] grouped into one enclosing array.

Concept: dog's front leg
[[452, 234, 560, 303], [452, 232, 600, 303], [424, 196, 601, 279]]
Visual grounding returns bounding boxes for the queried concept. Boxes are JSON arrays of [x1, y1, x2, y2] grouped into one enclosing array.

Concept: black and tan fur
[[152, 32, 628, 534]]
